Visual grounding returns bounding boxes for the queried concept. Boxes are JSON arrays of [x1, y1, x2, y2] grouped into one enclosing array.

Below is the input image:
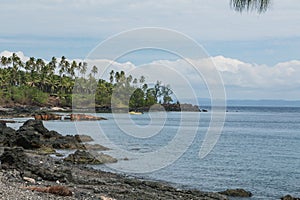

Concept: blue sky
[[1, 0, 300, 100]]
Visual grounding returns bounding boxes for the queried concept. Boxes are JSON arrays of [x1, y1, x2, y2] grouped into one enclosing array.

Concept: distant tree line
[[0, 53, 173, 109]]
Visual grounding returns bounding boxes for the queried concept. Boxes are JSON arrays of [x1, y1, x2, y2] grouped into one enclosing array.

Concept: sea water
[[8, 106, 300, 199]]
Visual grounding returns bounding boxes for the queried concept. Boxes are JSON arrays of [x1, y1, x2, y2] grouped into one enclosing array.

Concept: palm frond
[[230, 0, 271, 13]]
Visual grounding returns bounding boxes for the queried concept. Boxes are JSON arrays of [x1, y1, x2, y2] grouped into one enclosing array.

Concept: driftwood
[[22, 185, 72, 196]]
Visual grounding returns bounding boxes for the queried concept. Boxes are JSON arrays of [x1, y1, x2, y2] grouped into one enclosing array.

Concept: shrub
[[11, 86, 48, 105]]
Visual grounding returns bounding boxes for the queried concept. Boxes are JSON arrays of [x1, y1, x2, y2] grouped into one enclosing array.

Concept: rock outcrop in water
[[15, 119, 85, 150], [281, 195, 300, 200], [0, 122, 16, 146], [64, 150, 117, 164], [69, 114, 107, 121], [33, 112, 108, 121], [219, 188, 252, 197], [33, 112, 62, 120], [0, 119, 97, 150]]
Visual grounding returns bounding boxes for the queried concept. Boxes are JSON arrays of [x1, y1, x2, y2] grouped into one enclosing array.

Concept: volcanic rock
[[219, 188, 252, 197], [64, 150, 117, 164]]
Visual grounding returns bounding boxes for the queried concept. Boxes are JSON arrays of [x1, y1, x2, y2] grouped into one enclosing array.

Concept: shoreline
[[0, 148, 227, 200], [1, 110, 298, 199], [0, 120, 228, 200], [0, 103, 206, 119], [0, 119, 227, 200]]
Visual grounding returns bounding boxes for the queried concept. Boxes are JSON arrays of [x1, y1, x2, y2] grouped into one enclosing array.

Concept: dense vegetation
[[0, 53, 174, 109]]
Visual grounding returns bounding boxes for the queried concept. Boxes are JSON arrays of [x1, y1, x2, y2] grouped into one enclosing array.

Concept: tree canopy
[[0, 53, 174, 110]]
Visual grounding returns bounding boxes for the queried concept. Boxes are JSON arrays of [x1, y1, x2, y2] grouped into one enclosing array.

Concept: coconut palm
[[115, 71, 120, 83], [8, 53, 23, 86], [1, 56, 9, 68], [109, 70, 115, 83], [48, 57, 57, 75], [69, 60, 77, 78], [91, 65, 98, 78], [139, 76, 145, 84], [79, 62, 87, 78], [231, 0, 271, 13]]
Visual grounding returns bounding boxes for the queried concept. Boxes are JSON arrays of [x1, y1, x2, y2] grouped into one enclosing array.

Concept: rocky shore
[[0, 119, 228, 200], [0, 103, 206, 120], [0, 147, 230, 200]]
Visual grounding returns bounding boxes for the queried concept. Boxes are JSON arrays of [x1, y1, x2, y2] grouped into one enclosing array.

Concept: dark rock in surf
[[12, 119, 84, 150], [281, 195, 300, 200], [83, 143, 110, 151], [75, 134, 94, 142], [64, 150, 117, 164], [0, 122, 16, 146], [18, 119, 50, 135], [219, 188, 252, 197], [15, 120, 58, 149]]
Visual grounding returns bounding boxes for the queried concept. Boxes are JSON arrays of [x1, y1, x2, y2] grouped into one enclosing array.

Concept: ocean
[[8, 106, 300, 199]]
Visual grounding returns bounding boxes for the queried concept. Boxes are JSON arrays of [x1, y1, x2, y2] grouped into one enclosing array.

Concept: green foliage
[[10, 86, 48, 105], [129, 88, 145, 108], [72, 94, 95, 108], [0, 53, 174, 109]]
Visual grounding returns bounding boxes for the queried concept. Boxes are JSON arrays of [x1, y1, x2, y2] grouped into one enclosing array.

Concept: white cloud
[[213, 57, 300, 90]]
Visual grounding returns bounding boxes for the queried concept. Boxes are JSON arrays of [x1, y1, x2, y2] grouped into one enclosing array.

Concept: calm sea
[[8, 106, 300, 199]]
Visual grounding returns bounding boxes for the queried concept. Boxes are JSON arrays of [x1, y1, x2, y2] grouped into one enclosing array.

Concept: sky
[[0, 0, 300, 100]]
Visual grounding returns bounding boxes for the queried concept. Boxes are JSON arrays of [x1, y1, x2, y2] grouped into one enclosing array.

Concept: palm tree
[[120, 71, 126, 83], [133, 78, 138, 85], [91, 65, 98, 78], [126, 75, 133, 84], [48, 75, 60, 94], [154, 81, 162, 102], [25, 57, 35, 72], [0, 68, 10, 90], [231, 0, 271, 13], [139, 75, 145, 84], [115, 71, 120, 83], [69, 61, 77, 79], [79, 62, 87, 78], [48, 57, 57, 75], [25, 57, 36, 83], [1, 56, 8, 68], [10, 53, 23, 86], [35, 58, 46, 90], [109, 70, 114, 83]]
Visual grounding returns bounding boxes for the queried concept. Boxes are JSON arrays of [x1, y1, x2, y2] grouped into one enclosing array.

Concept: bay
[[7, 106, 300, 199]]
